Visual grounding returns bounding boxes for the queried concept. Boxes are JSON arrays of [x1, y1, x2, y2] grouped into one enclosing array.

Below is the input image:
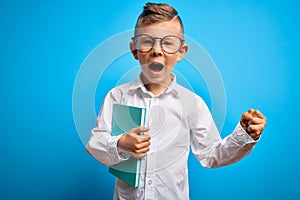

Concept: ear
[[176, 44, 188, 62], [130, 41, 139, 60]]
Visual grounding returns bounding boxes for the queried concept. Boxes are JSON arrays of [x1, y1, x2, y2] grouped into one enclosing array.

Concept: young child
[[86, 2, 267, 200]]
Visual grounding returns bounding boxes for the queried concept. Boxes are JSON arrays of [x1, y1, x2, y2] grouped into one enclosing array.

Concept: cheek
[[166, 55, 179, 66], [137, 52, 148, 63]]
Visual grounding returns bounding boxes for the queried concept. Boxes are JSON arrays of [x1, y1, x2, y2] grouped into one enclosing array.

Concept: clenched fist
[[241, 109, 267, 140], [117, 126, 151, 159]]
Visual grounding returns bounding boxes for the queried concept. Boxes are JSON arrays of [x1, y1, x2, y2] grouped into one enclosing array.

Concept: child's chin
[[147, 75, 168, 85], [142, 70, 168, 83], [148, 69, 163, 77], [146, 69, 164, 78]]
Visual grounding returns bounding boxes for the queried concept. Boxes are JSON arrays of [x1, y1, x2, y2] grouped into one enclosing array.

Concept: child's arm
[[85, 89, 128, 166], [190, 100, 266, 168]]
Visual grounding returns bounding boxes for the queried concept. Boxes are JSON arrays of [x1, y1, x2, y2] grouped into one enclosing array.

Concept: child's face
[[130, 19, 188, 87]]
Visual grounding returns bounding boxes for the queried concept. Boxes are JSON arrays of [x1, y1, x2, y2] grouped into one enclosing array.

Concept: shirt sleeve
[[190, 99, 258, 168], [86, 89, 129, 166]]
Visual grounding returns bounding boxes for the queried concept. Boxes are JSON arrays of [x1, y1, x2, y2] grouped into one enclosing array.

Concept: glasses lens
[[134, 35, 183, 53], [162, 36, 182, 53], [135, 35, 154, 53]]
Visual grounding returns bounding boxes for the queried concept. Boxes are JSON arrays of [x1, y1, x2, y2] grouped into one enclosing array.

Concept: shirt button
[[148, 180, 152, 185], [139, 190, 144, 195]]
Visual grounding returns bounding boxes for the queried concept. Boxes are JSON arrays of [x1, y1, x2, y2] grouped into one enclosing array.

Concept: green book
[[109, 104, 146, 188]]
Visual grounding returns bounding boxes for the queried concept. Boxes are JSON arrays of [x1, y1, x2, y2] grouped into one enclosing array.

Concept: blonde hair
[[135, 2, 184, 33]]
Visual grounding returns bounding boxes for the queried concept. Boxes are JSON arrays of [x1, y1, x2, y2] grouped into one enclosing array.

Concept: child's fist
[[117, 126, 151, 159], [240, 109, 267, 140]]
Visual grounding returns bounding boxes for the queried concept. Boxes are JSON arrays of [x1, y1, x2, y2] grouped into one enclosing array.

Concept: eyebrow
[[135, 28, 183, 37], [132, 34, 184, 40]]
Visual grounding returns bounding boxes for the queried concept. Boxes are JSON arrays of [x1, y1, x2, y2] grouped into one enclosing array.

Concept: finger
[[131, 126, 150, 134], [247, 124, 264, 133], [248, 117, 266, 125], [135, 153, 147, 159], [247, 124, 265, 135], [134, 140, 151, 150], [138, 134, 151, 142], [241, 112, 254, 127], [254, 110, 266, 120], [248, 109, 266, 119], [242, 112, 254, 121], [248, 108, 255, 114], [249, 132, 260, 140], [128, 152, 147, 160], [134, 146, 150, 154]]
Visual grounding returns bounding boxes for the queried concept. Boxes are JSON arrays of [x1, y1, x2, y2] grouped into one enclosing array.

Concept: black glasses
[[131, 34, 184, 54]]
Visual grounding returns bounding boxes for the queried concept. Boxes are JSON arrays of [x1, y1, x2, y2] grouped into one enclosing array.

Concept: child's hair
[[135, 2, 184, 33]]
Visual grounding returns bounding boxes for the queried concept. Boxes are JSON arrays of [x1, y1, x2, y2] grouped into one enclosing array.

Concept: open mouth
[[149, 63, 164, 72]]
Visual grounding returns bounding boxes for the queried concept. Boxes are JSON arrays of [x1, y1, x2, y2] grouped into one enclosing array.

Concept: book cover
[[109, 104, 146, 188]]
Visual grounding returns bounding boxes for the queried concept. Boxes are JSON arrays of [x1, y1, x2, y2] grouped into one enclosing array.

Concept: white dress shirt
[[86, 74, 257, 200]]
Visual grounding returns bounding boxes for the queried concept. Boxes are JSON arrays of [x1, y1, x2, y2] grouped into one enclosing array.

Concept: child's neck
[[142, 75, 173, 96], [144, 83, 167, 96]]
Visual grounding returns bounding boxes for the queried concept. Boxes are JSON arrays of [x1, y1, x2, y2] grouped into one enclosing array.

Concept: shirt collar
[[128, 73, 179, 96]]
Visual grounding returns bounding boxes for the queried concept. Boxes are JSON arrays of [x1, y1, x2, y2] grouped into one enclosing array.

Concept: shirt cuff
[[108, 134, 130, 161], [233, 122, 260, 145], [117, 147, 130, 159]]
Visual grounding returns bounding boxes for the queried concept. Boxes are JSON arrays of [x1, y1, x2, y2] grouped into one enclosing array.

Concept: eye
[[140, 38, 154, 45], [163, 41, 174, 46], [163, 37, 179, 46]]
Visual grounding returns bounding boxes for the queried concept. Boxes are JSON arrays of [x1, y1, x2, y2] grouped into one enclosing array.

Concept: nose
[[150, 39, 163, 56]]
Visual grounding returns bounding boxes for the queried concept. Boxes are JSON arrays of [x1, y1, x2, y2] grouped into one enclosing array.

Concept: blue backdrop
[[1, 0, 299, 200]]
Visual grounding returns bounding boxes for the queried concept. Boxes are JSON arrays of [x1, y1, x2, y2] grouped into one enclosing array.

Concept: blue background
[[1, 0, 299, 199]]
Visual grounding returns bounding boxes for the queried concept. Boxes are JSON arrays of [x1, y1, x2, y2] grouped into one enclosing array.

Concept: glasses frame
[[131, 34, 185, 54]]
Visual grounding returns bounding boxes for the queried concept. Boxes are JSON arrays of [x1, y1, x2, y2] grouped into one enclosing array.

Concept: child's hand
[[117, 126, 151, 159], [240, 109, 267, 140]]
